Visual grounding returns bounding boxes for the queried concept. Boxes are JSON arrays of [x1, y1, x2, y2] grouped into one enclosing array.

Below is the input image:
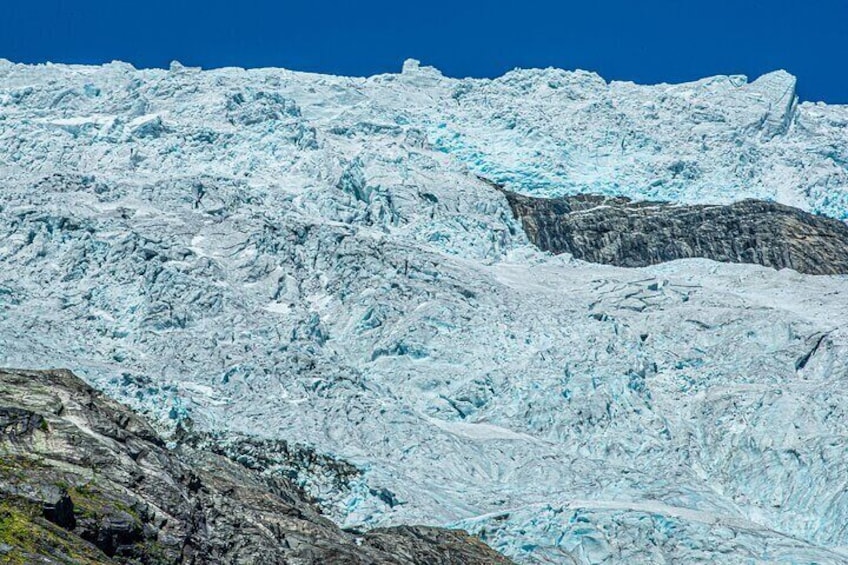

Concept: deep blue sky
[[1, 0, 846, 102]]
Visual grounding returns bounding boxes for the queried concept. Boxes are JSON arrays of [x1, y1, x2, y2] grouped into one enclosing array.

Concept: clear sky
[[1, 0, 846, 102]]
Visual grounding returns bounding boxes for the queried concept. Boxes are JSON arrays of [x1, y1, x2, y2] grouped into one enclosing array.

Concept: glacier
[[1, 57, 848, 563]]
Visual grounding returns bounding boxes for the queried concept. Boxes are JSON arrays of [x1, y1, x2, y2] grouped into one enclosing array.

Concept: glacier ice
[[1, 58, 848, 563]]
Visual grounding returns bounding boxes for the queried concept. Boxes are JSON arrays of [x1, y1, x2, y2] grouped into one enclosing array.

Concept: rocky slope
[[0, 368, 512, 564], [499, 186, 848, 274]]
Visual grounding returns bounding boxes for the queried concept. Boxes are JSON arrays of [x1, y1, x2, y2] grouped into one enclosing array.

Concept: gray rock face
[[0, 368, 513, 565], [498, 184, 848, 275]]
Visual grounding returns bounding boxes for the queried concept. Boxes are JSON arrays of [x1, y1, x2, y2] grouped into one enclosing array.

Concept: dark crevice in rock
[[40, 489, 76, 530]]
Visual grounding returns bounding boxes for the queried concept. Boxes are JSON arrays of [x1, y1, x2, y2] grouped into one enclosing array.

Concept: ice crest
[[402, 58, 421, 74]]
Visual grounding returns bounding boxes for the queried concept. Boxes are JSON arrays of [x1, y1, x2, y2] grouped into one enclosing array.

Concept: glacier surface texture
[[1, 58, 848, 563]]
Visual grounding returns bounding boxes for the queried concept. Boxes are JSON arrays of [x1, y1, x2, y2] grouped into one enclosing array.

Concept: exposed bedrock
[[496, 182, 848, 275], [0, 368, 513, 565]]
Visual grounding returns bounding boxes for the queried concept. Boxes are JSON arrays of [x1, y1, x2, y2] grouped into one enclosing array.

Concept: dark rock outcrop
[[0, 368, 513, 565], [493, 180, 848, 275]]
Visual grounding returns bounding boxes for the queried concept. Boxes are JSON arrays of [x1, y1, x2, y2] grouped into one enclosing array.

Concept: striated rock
[[0, 368, 513, 565], [498, 184, 848, 275], [365, 525, 510, 565]]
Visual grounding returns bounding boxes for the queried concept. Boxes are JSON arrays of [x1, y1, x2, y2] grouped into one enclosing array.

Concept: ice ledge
[[402, 58, 421, 74], [401, 58, 444, 80], [748, 69, 799, 138]]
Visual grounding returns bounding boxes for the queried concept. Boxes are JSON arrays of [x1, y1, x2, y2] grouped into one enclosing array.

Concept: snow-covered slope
[[1, 58, 847, 563]]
